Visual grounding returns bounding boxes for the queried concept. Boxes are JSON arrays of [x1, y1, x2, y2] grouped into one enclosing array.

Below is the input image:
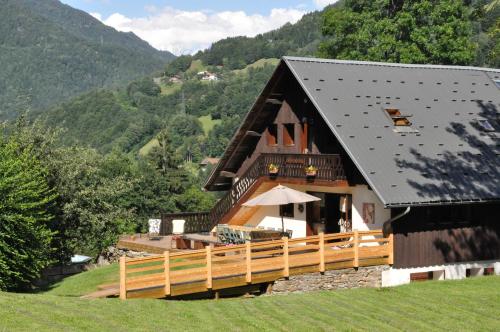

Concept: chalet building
[[162, 57, 500, 286]]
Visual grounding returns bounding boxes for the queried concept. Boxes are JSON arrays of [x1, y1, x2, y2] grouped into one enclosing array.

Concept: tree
[[318, 0, 477, 65], [0, 139, 55, 291], [47, 147, 137, 258]]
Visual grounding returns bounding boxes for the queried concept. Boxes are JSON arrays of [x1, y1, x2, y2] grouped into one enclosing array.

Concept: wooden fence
[[119, 230, 393, 300]]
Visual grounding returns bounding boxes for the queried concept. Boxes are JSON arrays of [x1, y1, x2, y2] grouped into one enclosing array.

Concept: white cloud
[[90, 12, 102, 21], [313, 0, 339, 9], [95, 7, 306, 55]]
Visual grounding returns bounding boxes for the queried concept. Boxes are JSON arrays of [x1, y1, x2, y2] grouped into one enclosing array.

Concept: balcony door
[[305, 192, 344, 235]]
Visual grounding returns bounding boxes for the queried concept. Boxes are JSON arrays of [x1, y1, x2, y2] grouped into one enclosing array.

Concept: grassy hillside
[[1, 276, 498, 331], [0, 0, 174, 119], [44, 264, 119, 297]]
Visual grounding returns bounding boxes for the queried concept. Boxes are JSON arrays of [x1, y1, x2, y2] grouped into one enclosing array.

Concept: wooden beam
[[164, 251, 171, 296], [245, 131, 262, 137], [206, 246, 212, 289], [246, 241, 252, 283], [266, 98, 283, 105], [119, 256, 126, 300], [353, 230, 359, 268], [220, 171, 237, 178], [319, 232, 325, 273], [283, 237, 289, 278]]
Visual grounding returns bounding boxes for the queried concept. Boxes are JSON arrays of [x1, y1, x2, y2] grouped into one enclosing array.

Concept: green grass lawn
[[160, 82, 183, 96], [44, 264, 119, 297], [233, 58, 280, 75], [1, 274, 499, 331], [198, 115, 222, 136]]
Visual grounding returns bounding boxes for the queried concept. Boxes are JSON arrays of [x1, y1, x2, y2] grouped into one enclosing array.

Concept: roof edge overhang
[[384, 197, 500, 209], [283, 56, 500, 73], [204, 60, 288, 191]]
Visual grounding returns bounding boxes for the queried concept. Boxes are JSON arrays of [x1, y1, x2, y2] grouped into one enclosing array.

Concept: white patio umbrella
[[243, 184, 321, 235]]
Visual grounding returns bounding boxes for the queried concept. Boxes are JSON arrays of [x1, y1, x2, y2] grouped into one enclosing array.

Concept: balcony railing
[[160, 153, 345, 235]]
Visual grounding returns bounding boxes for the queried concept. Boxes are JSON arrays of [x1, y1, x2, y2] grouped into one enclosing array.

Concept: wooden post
[[353, 230, 359, 268], [119, 256, 126, 300], [246, 241, 252, 283], [319, 232, 325, 273], [164, 251, 171, 296], [206, 246, 212, 289], [282, 237, 289, 278], [388, 233, 394, 265]]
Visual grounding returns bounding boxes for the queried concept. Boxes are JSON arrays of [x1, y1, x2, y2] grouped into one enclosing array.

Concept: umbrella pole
[[280, 205, 285, 237]]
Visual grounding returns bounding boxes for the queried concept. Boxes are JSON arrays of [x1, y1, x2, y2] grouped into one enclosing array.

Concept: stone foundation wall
[[271, 265, 390, 294]]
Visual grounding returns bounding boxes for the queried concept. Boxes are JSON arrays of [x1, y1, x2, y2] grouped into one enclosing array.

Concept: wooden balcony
[[161, 153, 346, 235]]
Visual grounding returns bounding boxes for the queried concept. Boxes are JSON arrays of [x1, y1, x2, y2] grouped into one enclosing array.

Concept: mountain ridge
[[0, 0, 175, 119]]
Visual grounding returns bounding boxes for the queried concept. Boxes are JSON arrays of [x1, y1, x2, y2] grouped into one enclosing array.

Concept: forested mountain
[[40, 4, 335, 157], [40, 0, 499, 161], [0, 0, 175, 119]]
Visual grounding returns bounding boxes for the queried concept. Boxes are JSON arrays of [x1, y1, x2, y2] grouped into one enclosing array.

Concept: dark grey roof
[[284, 56, 500, 207]]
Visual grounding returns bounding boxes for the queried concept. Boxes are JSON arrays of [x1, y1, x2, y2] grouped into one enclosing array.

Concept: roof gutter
[[382, 206, 411, 237]]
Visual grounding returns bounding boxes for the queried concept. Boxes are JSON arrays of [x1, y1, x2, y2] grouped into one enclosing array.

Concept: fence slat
[[353, 230, 359, 268], [283, 237, 289, 278], [206, 246, 212, 289], [246, 241, 252, 283], [388, 233, 394, 265], [119, 256, 126, 300], [319, 232, 325, 273], [164, 251, 170, 296]]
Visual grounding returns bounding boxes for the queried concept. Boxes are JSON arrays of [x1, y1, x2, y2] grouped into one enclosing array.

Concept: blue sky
[[60, 0, 337, 55], [61, 1, 320, 18]]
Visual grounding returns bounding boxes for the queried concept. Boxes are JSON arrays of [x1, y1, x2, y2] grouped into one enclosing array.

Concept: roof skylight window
[[385, 108, 412, 126], [494, 80, 500, 88]]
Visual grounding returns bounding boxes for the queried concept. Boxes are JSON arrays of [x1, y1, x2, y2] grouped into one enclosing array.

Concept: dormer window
[[385, 108, 412, 126]]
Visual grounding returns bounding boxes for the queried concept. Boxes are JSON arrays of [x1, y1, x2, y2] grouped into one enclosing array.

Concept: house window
[[410, 271, 433, 282], [267, 124, 277, 146], [283, 123, 295, 146], [280, 203, 294, 218], [494, 79, 500, 88], [385, 108, 412, 126]]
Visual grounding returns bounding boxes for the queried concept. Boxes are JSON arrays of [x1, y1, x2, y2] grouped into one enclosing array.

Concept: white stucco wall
[[245, 204, 307, 238], [382, 260, 500, 287], [239, 184, 389, 239], [351, 185, 391, 231]]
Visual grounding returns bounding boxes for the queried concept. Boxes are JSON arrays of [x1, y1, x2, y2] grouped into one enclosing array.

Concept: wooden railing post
[[164, 251, 171, 296], [206, 246, 212, 289], [388, 233, 394, 265], [319, 232, 325, 273], [246, 241, 252, 283], [119, 256, 126, 300], [283, 237, 289, 278], [353, 230, 359, 268]]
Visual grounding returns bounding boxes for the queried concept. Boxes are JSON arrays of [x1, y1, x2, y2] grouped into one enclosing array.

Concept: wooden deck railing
[[160, 153, 346, 235], [119, 229, 393, 299]]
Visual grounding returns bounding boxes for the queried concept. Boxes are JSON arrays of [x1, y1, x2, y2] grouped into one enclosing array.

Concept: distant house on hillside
[[198, 71, 219, 81], [168, 75, 182, 84], [161, 56, 500, 286]]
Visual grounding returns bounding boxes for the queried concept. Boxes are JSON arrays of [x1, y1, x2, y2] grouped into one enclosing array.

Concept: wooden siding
[[393, 203, 500, 268]]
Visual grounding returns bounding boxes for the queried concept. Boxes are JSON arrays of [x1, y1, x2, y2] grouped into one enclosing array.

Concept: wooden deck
[[117, 235, 174, 254], [119, 230, 393, 300]]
